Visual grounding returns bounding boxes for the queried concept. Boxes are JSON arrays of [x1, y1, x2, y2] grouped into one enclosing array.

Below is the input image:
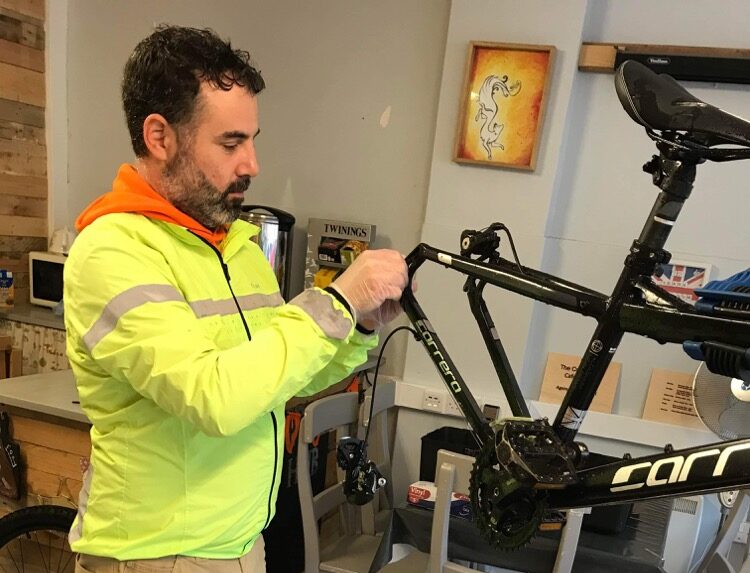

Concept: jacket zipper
[[262, 412, 279, 529], [192, 233, 280, 531]]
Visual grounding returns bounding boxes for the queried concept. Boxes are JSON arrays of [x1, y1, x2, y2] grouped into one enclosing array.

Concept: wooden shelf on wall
[[579, 42, 750, 73]]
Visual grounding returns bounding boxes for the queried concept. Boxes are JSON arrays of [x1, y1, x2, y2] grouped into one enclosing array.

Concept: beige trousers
[[74, 537, 265, 573]]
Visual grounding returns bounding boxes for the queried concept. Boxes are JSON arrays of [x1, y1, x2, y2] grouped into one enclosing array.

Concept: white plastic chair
[[430, 449, 589, 573], [298, 391, 380, 573], [299, 382, 410, 573]]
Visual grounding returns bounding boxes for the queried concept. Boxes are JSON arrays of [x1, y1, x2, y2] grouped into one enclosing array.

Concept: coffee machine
[[240, 205, 296, 300]]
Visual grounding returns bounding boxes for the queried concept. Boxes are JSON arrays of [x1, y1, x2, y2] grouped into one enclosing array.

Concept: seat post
[[637, 149, 698, 251]]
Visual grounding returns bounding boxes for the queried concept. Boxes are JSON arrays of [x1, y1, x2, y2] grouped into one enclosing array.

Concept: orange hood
[[76, 164, 228, 248]]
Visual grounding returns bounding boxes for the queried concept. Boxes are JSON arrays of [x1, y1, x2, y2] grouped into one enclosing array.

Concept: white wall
[[53, 0, 451, 375], [524, 0, 750, 418], [402, 0, 590, 402], [393, 0, 750, 496], [395, 0, 590, 496]]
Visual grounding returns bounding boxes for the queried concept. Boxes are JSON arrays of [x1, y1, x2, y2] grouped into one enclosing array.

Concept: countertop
[[0, 369, 86, 423], [0, 301, 65, 330], [0, 355, 381, 427]]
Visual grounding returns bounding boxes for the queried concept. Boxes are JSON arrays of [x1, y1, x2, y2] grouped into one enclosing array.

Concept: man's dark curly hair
[[122, 25, 265, 157]]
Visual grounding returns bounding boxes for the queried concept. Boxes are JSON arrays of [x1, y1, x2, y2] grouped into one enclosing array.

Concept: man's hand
[[331, 249, 408, 328]]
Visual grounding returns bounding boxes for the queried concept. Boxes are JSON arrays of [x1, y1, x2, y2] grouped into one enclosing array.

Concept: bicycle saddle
[[615, 59, 750, 147]]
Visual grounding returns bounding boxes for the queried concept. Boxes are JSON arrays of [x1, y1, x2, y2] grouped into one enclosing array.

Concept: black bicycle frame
[[401, 149, 750, 508]]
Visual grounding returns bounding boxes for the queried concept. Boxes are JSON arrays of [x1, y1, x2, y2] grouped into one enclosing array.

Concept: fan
[[688, 362, 750, 573], [692, 362, 750, 441]]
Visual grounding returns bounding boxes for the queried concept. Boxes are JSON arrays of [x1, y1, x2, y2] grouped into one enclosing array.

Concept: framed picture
[[652, 260, 713, 304], [454, 42, 555, 171]]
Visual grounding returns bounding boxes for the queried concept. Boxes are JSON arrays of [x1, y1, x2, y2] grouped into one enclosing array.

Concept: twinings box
[[406, 480, 473, 520], [0, 270, 13, 309], [304, 218, 376, 289]]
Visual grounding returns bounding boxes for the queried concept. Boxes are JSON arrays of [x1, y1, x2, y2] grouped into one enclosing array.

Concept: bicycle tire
[[0, 505, 77, 573]]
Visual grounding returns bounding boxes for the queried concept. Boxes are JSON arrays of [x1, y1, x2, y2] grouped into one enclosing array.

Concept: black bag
[[0, 411, 22, 500]]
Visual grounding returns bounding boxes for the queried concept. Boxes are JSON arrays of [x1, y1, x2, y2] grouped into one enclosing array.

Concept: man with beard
[[64, 25, 407, 573]]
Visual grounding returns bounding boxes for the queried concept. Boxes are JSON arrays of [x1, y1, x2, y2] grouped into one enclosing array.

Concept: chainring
[[469, 437, 548, 549]]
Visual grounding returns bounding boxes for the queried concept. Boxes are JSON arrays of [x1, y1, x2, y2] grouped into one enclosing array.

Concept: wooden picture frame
[[454, 42, 555, 171]]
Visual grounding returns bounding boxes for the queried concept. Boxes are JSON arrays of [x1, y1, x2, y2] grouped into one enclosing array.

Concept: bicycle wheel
[[0, 505, 77, 573]]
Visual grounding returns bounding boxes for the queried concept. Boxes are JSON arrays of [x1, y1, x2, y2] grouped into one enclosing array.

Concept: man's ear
[[142, 114, 177, 162]]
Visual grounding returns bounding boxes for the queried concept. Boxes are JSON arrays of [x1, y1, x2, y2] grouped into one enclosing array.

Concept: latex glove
[[357, 299, 402, 331], [357, 278, 418, 330], [331, 249, 408, 325]]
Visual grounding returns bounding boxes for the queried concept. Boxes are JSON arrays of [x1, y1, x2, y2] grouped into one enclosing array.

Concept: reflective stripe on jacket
[[64, 213, 377, 559]]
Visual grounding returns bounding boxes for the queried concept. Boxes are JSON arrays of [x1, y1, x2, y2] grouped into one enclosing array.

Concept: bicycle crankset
[[468, 419, 579, 549]]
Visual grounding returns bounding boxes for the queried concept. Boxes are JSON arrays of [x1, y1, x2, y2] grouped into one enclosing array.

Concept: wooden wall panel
[[11, 416, 90, 457], [0, 7, 43, 51], [0, 214, 45, 236], [0, 0, 43, 22], [0, 118, 44, 143], [0, 172, 46, 197], [0, 137, 46, 176], [0, 234, 45, 256], [0, 195, 45, 217], [0, 61, 44, 107], [0, 36, 41, 71], [0, 98, 43, 127], [0, 0, 45, 307]]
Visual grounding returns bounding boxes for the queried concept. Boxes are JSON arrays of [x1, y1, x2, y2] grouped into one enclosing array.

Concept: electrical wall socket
[[444, 395, 463, 417], [422, 389, 445, 412]]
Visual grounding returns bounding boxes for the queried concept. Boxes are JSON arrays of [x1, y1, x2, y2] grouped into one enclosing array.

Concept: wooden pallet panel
[[0, 36, 41, 71], [0, 135, 44, 157], [0, 194, 44, 218], [10, 416, 91, 457], [0, 138, 46, 177], [0, 255, 27, 278], [0, 97, 43, 127], [0, 235, 46, 256], [26, 467, 82, 503], [0, 172, 46, 197], [0, 61, 44, 108], [19, 441, 85, 481], [0, 214, 45, 236], [0, 0, 43, 22], [0, 118, 44, 143], [0, 7, 43, 50]]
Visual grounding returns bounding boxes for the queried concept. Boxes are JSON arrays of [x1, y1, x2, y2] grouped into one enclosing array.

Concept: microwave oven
[[28, 251, 66, 308]]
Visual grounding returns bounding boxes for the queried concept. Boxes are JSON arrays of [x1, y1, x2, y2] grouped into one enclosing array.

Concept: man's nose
[[238, 144, 260, 177]]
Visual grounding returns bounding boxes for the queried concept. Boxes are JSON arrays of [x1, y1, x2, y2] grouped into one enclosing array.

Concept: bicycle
[[0, 504, 76, 573], [400, 59, 750, 549], [341, 58, 750, 552], [2, 59, 750, 566]]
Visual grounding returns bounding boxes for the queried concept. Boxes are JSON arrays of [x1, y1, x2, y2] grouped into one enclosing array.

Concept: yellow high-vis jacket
[[64, 213, 377, 559]]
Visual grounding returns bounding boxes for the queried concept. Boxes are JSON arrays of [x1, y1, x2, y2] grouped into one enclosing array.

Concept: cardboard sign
[[539, 352, 621, 413], [642, 369, 706, 429]]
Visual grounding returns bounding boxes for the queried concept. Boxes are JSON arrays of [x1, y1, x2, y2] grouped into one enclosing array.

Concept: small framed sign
[[539, 352, 621, 413], [642, 369, 706, 429]]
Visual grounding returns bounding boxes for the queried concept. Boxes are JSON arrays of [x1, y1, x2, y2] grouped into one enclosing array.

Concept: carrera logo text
[[416, 320, 461, 394], [610, 443, 750, 492]]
